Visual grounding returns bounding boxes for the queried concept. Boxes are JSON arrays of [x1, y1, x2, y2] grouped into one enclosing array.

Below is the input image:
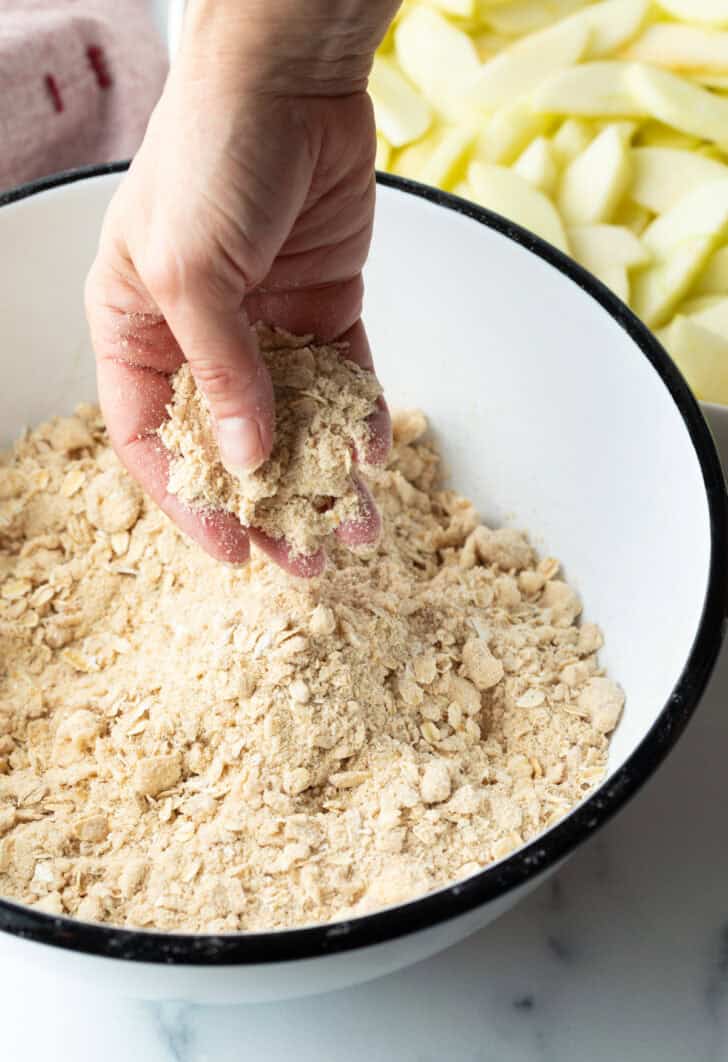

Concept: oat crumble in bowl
[[0, 391, 623, 933]]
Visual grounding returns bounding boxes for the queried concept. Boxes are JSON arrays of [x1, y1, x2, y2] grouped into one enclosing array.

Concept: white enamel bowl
[[0, 167, 725, 1004]]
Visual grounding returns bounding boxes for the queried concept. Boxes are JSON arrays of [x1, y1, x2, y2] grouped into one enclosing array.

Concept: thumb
[[163, 296, 275, 474]]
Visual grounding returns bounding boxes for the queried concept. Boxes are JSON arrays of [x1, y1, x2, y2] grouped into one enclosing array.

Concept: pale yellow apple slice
[[558, 125, 632, 224], [513, 136, 559, 194], [678, 294, 727, 315], [654, 0, 728, 28], [663, 315, 728, 404], [632, 239, 715, 326], [694, 72, 728, 88], [470, 17, 590, 111], [598, 118, 639, 141], [689, 294, 728, 333], [613, 200, 652, 236], [394, 7, 480, 121], [639, 178, 728, 257], [575, 0, 650, 58], [533, 62, 646, 116], [568, 224, 650, 271], [481, 0, 590, 36], [632, 181, 728, 325], [468, 161, 570, 251], [625, 63, 728, 147], [636, 121, 701, 151], [369, 57, 432, 148], [630, 147, 728, 214], [475, 99, 555, 164], [693, 245, 728, 294], [551, 118, 594, 165], [375, 133, 391, 171], [421, 0, 476, 15], [597, 264, 630, 302], [622, 22, 728, 71], [452, 180, 476, 200], [394, 125, 475, 189]]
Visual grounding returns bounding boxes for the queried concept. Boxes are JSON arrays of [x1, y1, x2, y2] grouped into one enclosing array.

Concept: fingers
[[335, 476, 381, 548], [160, 297, 275, 476], [248, 528, 327, 578], [243, 287, 392, 468], [336, 321, 392, 468], [243, 276, 365, 348], [88, 261, 251, 565], [96, 359, 251, 564]]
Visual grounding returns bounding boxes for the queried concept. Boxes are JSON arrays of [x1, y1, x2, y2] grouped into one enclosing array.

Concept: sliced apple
[[694, 72, 728, 88], [631, 239, 716, 326], [452, 180, 476, 200], [639, 178, 728, 257], [375, 133, 391, 171], [635, 120, 701, 151], [369, 57, 432, 149], [473, 31, 519, 63], [630, 147, 728, 214], [677, 294, 728, 314], [394, 125, 475, 188], [469, 17, 590, 111], [689, 294, 728, 333], [394, 7, 480, 121], [568, 224, 650, 271], [633, 182, 728, 325], [468, 161, 570, 251], [663, 315, 728, 404], [421, 0, 476, 16], [598, 118, 639, 141], [475, 99, 555, 165], [625, 63, 728, 148], [575, 0, 650, 58], [481, 0, 591, 36], [654, 0, 728, 28], [514, 136, 559, 194], [694, 245, 728, 294], [622, 22, 728, 71], [551, 118, 594, 165], [533, 62, 646, 116], [597, 264, 630, 302], [558, 125, 632, 224], [613, 200, 653, 236]]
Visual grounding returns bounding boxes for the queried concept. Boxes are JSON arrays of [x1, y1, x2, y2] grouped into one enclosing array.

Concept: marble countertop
[[1, 644, 726, 1061]]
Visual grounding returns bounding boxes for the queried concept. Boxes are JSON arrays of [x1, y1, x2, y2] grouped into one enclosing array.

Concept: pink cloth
[[0, 0, 168, 191]]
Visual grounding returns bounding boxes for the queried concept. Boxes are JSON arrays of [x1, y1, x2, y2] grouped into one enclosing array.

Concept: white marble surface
[[1, 645, 726, 1061]]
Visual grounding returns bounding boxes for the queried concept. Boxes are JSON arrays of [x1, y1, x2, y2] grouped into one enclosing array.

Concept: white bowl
[[0, 167, 725, 1004]]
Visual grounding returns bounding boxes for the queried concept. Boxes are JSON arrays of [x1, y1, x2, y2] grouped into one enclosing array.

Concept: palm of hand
[[86, 88, 389, 574]]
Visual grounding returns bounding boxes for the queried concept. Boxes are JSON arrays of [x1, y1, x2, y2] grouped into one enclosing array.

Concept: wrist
[[179, 0, 401, 96]]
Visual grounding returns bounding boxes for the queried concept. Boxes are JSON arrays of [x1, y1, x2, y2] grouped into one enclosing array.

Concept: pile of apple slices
[[372, 0, 728, 405]]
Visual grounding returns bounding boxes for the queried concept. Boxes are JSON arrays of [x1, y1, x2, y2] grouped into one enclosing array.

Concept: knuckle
[[141, 247, 192, 305], [189, 362, 239, 398]]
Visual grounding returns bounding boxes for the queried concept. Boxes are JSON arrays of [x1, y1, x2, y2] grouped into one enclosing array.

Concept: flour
[[0, 397, 623, 932]]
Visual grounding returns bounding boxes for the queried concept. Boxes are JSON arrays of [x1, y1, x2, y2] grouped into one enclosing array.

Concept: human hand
[[85, 0, 397, 575]]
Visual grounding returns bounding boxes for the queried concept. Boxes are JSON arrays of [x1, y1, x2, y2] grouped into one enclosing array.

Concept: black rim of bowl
[[0, 162, 726, 965]]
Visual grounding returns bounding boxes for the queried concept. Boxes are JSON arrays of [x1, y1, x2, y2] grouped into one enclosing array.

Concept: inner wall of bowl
[[366, 187, 712, 772], [0, 174, 713, 776]]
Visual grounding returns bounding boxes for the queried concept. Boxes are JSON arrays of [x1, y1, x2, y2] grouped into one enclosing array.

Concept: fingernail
[[217, 416, 264, 473]]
